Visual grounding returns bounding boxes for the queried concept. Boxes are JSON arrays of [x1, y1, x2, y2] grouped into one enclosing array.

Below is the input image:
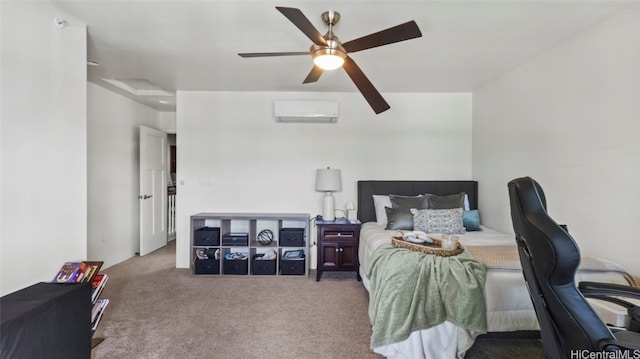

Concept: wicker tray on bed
[[391, 233, 464, 257]]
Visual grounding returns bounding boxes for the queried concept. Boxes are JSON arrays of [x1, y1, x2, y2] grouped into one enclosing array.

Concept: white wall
[[473, 3, 640, 275], [87, 83, 164, 269], [0, 2, 87, 295], [176, 91, 472, 268]]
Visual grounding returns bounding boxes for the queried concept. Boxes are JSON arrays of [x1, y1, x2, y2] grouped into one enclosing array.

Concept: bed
[[357, 180, 636, 359]]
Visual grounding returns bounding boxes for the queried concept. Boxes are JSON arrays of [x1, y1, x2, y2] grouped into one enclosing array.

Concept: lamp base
[[322, 192, 335, 221]]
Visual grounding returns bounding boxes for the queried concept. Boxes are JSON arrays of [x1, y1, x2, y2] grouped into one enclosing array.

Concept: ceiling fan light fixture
[[312, 48, 346, 70]]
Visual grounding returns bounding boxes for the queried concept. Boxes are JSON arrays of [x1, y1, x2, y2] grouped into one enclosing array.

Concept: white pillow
[[372, 195, 392, 226]]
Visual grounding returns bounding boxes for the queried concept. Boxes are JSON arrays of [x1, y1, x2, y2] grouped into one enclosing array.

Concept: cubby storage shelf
[[191, 212, 310, 277]]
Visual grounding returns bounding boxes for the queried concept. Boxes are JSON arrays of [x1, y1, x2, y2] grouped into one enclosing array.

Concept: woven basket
[[391, 234, 464, 257]]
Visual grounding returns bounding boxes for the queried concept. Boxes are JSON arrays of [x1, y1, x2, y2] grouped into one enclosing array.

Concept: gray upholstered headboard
[[357, 180, 479, 223]]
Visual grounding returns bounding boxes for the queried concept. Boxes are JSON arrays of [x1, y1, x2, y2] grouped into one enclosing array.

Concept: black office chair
[[508, 176, 640, 358]]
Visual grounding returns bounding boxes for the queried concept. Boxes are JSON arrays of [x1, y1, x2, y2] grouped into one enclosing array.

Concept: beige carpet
[[91, 240, 543, 358], [91, 241, 381, 359]]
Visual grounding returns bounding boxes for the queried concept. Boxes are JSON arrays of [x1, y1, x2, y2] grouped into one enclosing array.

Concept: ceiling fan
[[238, 7, 422, 114]]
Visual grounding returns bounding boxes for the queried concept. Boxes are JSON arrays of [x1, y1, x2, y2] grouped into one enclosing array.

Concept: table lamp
[[315, 167, 342, 221]]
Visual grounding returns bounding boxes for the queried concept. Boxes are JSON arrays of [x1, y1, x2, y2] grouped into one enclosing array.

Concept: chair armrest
[[580, 281, 640, 332], [599, 330, 640, 351], [579, 281, 640, 302]]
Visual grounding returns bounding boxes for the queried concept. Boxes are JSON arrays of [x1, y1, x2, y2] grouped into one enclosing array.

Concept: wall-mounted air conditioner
[[274, 100, 339, 123]]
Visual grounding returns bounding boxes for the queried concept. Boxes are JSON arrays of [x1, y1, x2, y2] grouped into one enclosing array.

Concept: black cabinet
[[0, 282, 91, 358]]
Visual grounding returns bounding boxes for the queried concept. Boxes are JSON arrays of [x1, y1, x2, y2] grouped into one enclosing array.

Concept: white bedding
[[359, 222, 633, 358]]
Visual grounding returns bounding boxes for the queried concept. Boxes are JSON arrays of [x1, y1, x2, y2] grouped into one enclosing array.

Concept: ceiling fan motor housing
[[321, 10, 340, 26], [310, 38, 346, 60]]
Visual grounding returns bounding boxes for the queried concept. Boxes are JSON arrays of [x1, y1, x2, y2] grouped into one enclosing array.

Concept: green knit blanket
[[367, 245, 487, 349]]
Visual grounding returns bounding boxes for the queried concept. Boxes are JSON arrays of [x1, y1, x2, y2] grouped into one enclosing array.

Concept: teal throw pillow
[[462, 210, 482, 231]]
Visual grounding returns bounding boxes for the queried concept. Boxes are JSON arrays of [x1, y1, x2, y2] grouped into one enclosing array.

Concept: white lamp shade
[[315, 168, 342, 192]]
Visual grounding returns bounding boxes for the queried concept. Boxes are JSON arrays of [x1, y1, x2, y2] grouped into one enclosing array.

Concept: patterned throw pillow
[[410, 208, 466, 234]]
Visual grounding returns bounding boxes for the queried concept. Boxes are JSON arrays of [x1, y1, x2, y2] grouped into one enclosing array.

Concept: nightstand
[[315, 219, 361, 281]]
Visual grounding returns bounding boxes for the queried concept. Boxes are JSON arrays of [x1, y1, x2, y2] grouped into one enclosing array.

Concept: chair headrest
[[508, 177, 547, 216]]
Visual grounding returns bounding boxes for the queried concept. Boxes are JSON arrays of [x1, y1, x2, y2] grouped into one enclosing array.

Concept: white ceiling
[[51, 0, 637, 112]]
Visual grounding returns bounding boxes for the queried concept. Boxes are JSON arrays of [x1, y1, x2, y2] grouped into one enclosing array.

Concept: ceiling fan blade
[[238, 52, 310, 58], [303, 66, 324, 84], [276, 7, 328, 46], [342, 57, 390, 114], [342, 21, 422, 53]]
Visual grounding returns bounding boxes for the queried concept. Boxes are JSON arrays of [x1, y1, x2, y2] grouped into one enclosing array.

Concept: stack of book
[[52, 261, 109, 333]]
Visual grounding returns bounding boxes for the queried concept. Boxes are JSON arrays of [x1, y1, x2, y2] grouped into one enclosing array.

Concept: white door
[[139, 126, 167, 256]]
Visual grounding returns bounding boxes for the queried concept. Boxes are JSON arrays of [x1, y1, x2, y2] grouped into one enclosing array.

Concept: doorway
[[168, 134, 177, 241]]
